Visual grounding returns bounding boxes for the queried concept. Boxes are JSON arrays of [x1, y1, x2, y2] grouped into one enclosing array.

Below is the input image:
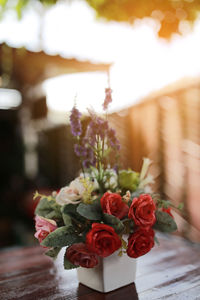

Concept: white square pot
[[77, 251, 137, 293]]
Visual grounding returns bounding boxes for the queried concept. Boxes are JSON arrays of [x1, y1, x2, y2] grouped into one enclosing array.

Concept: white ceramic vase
[[77, 251, 137, 293]]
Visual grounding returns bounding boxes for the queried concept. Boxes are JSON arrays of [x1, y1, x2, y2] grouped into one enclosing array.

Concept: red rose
[[100, 192, 129, 219], [66, 243, 99, 268], [86, 223, 121, 257], [127, 228, 155, 258], [128, 194, 156, 228], [162, 207, 174, 218]]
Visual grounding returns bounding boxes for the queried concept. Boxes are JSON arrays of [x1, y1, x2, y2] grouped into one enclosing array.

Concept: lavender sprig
[[70, 107, 82, 137], [107, 128, 120, 150], [103, 88, 112, 111], [69, 87, 120, 192]]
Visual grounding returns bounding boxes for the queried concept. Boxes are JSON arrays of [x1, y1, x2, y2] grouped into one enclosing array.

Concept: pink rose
[[34, 215, 57, 244]]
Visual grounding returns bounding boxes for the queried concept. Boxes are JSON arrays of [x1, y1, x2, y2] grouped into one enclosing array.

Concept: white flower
[[56, 178, 86, 206], [79, 171, 99, 190], [70, 178, 86, 195], [139, 158, 152, 181], [104, 169, 118, 189]]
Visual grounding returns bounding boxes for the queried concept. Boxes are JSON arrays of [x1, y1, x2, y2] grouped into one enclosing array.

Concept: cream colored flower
[[56, 178, 86, 206]]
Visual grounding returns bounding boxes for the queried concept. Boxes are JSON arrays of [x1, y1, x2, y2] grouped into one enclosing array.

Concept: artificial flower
[[86, 223, 121, 257], [127, 228, 155, 258], [103, 87, 112, 111], [34, 215, 57, 244], [66, 243, 99, 268], [70, 106, 82, 137], [104, 168, 118, 189], [118, 170, 139, 191], [128, 194, 156, 228], [162, 207, 174, 218], [56, 177, 88, 206], [100, 192, 129, 219]]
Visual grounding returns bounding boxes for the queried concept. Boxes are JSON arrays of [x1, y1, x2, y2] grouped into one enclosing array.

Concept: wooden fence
[[110, 79, 200, 242]]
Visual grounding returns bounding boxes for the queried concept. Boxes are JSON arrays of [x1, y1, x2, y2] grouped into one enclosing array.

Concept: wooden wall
[[111, 82, 200, 242]]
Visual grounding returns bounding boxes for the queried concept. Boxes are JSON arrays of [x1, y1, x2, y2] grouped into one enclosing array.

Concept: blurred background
[[0, 0, 200, 248]]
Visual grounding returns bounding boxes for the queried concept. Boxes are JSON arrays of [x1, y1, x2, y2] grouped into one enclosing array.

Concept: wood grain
[[0, 234, 199, 300]]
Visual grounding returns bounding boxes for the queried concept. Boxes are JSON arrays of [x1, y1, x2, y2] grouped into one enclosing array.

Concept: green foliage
[[45, 247, 61, 259], [35, 197, 62, 220], [62, 212, 72, 227], [178, 203, 184, 210], [0, 0, 8, 7], [86, 0, 200, 38], [41, 226, 82, 247], [61, 203, 85, 223], [1, 0, 200, 38], [15, 0, 28, 19], [40, 0, 58, 4], [154, 211, 177, 233], [77, 199, 102, 221], [103, 213, 124, 234], [155, 197, 184, 212], [118, 170, 139, 192]]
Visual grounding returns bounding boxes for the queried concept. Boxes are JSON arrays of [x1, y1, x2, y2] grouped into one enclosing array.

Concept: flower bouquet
[[34, 89, 180, 292]]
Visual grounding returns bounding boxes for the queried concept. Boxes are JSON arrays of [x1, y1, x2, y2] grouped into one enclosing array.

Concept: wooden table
[[0, 234, 200, 300]]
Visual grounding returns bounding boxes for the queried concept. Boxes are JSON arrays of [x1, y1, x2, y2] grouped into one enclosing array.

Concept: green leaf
[[154, 211, 177, 233], [45, 247, 61, 259], [77, 201, 102, 220], [62, 204, 85, 223], [45, 210, 62, 220], [62, 212, 72, 226], [35, 197, 51, 216], [35, 197, 62, 220], [41, 226, 82, 247], [103, 213, 125, 234], [0, 0, 8, 7], [178, 203, 184, 210], [162, 200, 171, 209], [16, 0, 29, 19], [64, 250, 78, 270]]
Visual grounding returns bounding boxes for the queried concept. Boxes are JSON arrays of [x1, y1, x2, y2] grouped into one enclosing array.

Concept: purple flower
[[70, 107, 82, 137], [103, 88, 112, 111], [86, 117, 108, 142], [107, 128, 120, 150], [74, 139, 96, 168], [82, 148, 96, 168], [74, 144, 87, 157]]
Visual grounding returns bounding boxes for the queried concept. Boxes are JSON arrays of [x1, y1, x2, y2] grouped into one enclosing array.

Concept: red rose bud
[[128, 194, 156, 228], [100, 192, 129, 219], [127, 228, 155, 258], [162, 207, 174, 218], [66, 243, 99, 268], [86, 223, 121, 257]]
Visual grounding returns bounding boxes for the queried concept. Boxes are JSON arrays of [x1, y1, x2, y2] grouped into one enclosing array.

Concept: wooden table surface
[[0, 234, 200, 300]]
